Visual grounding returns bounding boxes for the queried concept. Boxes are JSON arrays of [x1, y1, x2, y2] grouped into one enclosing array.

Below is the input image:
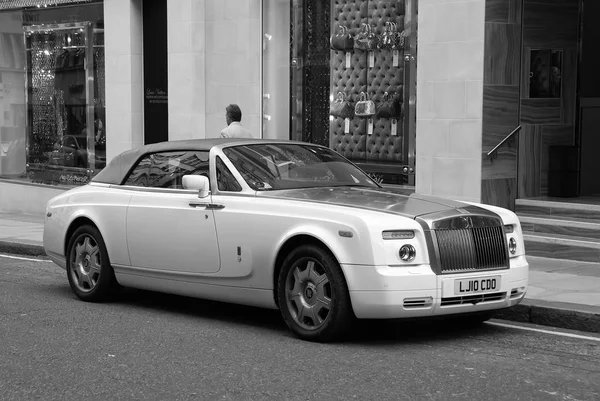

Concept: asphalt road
[[1, 254, 599, 401]]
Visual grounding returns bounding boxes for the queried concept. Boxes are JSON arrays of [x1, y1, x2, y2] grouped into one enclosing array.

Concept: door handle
[[189, 201, 225, 210]]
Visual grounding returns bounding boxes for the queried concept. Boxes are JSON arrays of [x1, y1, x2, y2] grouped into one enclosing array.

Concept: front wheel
[[66, 225, 117, 302], [277, 245, 354, 342]]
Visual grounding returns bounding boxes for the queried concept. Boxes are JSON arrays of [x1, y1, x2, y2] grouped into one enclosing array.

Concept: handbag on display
[[330, 25, 354, 52], [354, 23, 378, 51], [329, 92, 355, 119], [391, 22, 406, 50], [377, 91, 403, 119], [354, 92, 376, 117], [378, 22, 396, 50]]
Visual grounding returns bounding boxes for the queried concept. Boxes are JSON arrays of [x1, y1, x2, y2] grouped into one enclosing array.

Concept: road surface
[[1, 254, 599, 400]]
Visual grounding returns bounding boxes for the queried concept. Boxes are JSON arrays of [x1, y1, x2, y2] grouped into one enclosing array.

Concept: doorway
[[576, 0, 600, 196]]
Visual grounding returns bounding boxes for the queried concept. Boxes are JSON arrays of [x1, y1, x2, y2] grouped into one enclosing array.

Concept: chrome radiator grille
[[434, 219, 508, 274]]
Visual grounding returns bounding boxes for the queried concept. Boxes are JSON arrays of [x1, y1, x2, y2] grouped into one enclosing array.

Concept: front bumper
[[341, 255, 529, 319]]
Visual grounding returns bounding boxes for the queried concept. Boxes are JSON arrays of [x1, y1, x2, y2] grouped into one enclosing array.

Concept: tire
[[277, 244, 354, 342], [66, 225, 117, 302]]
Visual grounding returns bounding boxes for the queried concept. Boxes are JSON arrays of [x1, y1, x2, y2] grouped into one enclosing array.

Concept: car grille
[[441, 292, 506, 307], [435, 221, 508, 274]]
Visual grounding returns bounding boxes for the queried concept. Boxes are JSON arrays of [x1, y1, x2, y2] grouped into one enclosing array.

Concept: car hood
[[258, 186, 470, 219]]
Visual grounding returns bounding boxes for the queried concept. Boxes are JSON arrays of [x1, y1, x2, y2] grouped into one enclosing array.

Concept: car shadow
[[115, 286, 288, 334], [109, 286, 504, 344]]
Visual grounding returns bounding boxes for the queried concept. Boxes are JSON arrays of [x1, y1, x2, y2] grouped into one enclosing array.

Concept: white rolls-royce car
[[43, 139, 528, 342]]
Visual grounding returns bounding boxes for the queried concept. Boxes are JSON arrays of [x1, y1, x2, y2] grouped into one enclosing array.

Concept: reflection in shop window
[[0, 2, 105, 187]]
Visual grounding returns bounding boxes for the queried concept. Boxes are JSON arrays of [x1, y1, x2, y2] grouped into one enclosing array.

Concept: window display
[[265, 0, 417, 186], [0, 2, 105, 186]]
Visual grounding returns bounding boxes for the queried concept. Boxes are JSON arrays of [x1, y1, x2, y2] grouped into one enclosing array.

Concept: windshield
[[223, 144, 380, 191]]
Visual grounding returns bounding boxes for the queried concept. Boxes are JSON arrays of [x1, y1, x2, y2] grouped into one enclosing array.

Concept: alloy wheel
[[69, 234, 101, 293], [285, 257, 332, 330]]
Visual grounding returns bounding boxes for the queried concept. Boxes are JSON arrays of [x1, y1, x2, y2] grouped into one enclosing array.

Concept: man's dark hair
[[226, 104, 242, 122]]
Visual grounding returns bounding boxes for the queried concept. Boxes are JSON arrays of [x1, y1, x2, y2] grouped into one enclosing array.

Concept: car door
[[208, 156, 257, 278], [124, 150, 221, 274]]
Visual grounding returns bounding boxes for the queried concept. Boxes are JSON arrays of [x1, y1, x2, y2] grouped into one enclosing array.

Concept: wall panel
[[484, 24, 521, 86], [482, 178, 517, 210], [482, 125, 518, 180], [520, 99, 561, 124], [481, 0, 522, 208], [483, 86, 520, 127], [518, 124, 542, 197]]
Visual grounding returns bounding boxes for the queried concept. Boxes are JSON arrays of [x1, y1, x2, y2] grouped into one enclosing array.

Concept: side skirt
[[112, 264, 277, 310]]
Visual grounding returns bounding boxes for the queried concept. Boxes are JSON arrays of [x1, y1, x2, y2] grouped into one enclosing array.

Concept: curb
[[495, 299, 600, 334], [0, 240, 46, 257]]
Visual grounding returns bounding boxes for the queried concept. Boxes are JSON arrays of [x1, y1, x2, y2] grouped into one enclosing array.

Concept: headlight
[[508, 237, 517, 255], [399, 244, 416, 262], [383, 230, 415, 240]]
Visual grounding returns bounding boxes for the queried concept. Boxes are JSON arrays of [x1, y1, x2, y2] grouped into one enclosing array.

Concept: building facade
[[0, 0, 593, 215]]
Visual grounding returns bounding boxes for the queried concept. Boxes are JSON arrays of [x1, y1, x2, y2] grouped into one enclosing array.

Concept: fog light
[[399, 244, 416, 262], [508, 237, 517, 255]]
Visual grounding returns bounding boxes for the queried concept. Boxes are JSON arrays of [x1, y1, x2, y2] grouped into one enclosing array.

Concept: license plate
[[454, 276, 501, 296]]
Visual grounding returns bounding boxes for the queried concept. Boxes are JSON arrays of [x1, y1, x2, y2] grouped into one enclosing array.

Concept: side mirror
[[182, 175, 210, 198]]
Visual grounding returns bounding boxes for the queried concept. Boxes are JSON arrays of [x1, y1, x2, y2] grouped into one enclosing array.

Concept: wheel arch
[[64, 216, 102, 256], [272, 233, 345, 308]]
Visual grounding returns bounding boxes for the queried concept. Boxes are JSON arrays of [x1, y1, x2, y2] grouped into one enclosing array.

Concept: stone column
[[415, 0, 485, 202], [104, 0, 144, 161], [167, 0, 261, 140]]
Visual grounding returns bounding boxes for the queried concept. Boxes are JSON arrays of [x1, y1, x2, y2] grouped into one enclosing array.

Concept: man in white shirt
[[220, 104, 253, 138]]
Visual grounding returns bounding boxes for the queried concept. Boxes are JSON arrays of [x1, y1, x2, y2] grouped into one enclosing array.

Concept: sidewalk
[[0, 212, 46, 256], [1, 211, 599, 333]]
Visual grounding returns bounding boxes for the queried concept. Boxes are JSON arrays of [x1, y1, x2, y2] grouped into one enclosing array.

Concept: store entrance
[[576, 0, 600, 196], [516, 0, 600, 200]]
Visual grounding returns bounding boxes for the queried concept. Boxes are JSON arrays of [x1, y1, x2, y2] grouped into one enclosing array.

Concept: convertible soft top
[[91, 138, 260, 185]]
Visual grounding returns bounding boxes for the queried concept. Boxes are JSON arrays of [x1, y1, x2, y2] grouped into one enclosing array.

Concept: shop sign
[[145, 88, 168, 105]]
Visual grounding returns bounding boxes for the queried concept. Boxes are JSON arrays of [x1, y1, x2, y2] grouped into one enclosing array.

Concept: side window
[[124, 150, 210, 189], [124, 155, 152, 186], [216, 156, 242, 192]]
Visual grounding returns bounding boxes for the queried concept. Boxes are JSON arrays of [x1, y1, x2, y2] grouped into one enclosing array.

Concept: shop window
[[0, 2, 105, 186], [262, 0, 417, 186], [529, 49, 562, 99]]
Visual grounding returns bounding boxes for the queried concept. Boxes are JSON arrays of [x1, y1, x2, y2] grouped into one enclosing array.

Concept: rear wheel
[[66, 225, 117, 302], [277, 245, 354, 342]]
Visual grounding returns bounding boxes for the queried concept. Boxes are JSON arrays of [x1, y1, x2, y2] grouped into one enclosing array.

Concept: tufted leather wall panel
[[330, 0, 405, 162], [330, 0, 368, 160]]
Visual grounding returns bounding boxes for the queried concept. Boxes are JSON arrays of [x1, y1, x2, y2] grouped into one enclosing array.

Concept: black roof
[[91, 138, 312, 185]]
